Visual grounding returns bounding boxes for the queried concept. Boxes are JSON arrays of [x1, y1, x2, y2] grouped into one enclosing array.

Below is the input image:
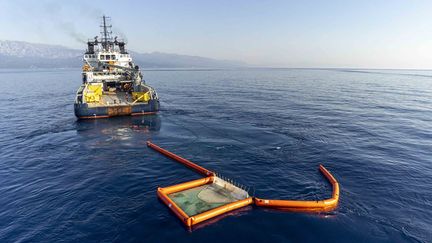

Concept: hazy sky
[[1, 0, 432, 68]]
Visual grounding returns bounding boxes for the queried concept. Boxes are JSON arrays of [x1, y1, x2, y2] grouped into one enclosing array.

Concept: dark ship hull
[[74, 99, 160, 119]]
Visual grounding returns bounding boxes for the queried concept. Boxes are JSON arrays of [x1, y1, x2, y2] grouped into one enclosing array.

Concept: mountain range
[[0, 40, 247, 68]]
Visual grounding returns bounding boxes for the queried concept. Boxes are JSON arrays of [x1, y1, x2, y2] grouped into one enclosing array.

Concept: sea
[[0, 68, 431, 242]]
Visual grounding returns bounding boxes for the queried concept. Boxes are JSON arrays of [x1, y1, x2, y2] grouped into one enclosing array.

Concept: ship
[[74, 16, 160, 119]]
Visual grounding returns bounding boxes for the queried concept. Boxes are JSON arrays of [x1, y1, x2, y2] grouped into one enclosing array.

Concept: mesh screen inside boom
[[168, 178, 249, 216]]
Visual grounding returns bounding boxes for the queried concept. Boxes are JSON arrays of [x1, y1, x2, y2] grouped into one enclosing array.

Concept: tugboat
[[74, 16, 159, 119]]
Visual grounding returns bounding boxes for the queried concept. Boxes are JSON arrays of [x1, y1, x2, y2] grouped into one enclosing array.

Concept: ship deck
[[87, 91, 143, 107]]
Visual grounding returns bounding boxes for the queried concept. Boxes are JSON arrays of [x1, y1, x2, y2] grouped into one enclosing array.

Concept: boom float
[[147, 141, 340, 228]]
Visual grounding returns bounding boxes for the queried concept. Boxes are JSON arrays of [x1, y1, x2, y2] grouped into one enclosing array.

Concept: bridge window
[[100, 55, 105, 60]]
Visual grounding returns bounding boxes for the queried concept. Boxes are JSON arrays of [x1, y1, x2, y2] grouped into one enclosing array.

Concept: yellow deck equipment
[[132, 91, 151, 102], [84, 83, 103, 103]]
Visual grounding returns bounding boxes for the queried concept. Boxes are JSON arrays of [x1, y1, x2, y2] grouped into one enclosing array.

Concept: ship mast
[[100, 15, 112, 51]]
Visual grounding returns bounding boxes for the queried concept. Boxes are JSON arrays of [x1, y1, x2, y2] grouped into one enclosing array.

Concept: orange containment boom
[[157, 175, 254, 227], [254, 165, 340, 212], [147, 141, 340, 228], [147, 141, 214, 176]]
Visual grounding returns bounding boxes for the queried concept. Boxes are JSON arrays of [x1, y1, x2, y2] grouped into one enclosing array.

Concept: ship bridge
[[83, 16, 132, 69]]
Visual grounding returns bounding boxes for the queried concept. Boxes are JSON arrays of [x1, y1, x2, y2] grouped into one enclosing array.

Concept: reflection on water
[[76, 115, 162, 133], [75, 115, 162, 147]]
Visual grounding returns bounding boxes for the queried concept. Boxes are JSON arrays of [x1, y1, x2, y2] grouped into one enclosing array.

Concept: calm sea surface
[[0, 68, 431, 242]]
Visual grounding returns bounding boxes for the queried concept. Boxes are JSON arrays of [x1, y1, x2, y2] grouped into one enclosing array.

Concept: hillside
[[0, 40, 246, 68]]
